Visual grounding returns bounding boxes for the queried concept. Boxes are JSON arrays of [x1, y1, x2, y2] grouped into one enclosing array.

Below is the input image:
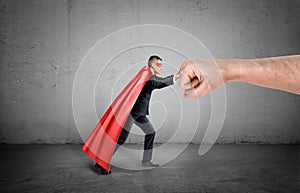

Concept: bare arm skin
[[178, 55, 300, 99]]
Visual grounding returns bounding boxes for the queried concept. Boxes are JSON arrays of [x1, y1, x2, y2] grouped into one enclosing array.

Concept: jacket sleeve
[[148, 75, 174, 89]]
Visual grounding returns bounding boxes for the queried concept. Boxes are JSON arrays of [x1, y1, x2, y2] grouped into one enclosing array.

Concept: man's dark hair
[[148, 55, 162, 67]]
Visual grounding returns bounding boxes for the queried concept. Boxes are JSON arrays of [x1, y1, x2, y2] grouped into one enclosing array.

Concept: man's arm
[[223, 55, 300, 94], [149, 75, 174, 89], [178, 55, 300, 99]]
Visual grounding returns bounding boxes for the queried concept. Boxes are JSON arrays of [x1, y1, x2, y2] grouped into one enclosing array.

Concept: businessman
[[95, 55, 180, 174]]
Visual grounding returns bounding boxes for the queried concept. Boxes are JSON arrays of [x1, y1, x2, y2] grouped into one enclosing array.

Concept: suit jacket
[[131, 74, 174, 116]]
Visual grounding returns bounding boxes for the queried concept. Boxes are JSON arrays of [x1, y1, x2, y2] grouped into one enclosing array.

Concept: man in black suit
[[95, 55, 179, 174]]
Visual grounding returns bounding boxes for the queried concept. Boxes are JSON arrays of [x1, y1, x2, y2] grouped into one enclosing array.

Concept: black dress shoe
[[141, 161, 159, 167], [95, 163, 112, 175]]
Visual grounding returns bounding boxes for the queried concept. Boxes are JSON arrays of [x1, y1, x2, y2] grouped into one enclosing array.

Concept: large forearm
[[219, 55, 300, 94]]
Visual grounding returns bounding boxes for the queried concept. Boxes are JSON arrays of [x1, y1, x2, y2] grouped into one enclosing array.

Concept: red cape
[[82, 66, 152, 171]]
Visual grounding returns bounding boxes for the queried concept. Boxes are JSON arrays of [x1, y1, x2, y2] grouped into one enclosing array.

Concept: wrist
[[216, 59, 244, 83], [215, 59, 233, 83]]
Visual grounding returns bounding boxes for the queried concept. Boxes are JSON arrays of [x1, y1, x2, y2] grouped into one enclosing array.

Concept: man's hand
[[174, 70, 181, 81], [178, 59, 226, 99]]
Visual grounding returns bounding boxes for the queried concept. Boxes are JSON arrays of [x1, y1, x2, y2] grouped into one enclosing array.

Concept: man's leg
[[134, 116, 159, 167], [114, 114, 134, 153]]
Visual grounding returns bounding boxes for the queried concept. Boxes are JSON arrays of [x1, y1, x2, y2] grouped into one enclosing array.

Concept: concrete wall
[[0, 0, 299, 144]]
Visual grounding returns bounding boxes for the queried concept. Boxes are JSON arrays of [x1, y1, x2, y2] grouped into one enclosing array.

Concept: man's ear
[[149, 62, 154, 68]]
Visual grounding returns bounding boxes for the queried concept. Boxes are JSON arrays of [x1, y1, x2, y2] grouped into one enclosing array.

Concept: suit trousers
[[115, 114, 156, 161]]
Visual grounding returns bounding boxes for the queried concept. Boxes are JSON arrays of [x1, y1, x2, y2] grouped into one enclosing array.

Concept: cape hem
[[82, 143, 110, 171]]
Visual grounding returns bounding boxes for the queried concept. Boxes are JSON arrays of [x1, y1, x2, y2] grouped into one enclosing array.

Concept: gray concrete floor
[[0, 144, 299, 193]]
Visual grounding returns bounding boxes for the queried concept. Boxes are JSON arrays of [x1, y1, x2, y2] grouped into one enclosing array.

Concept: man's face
[[151, 59, 163, 74]]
